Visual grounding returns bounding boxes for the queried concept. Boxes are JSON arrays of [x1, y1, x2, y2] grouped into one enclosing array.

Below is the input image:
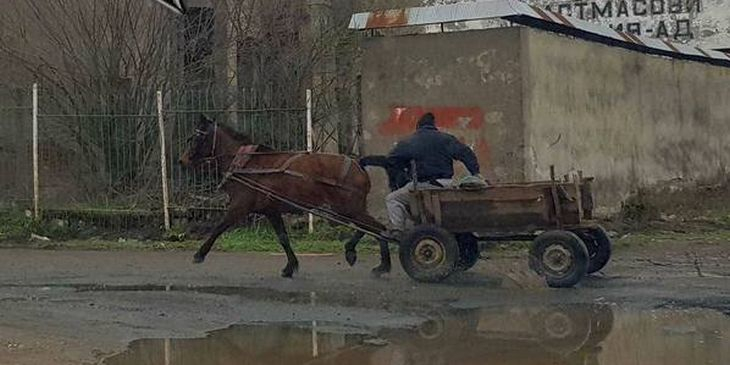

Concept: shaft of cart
[[226, 174, 396, 243]]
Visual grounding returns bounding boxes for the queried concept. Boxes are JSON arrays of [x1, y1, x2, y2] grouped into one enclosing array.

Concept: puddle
[[104, 304, 729, 365]]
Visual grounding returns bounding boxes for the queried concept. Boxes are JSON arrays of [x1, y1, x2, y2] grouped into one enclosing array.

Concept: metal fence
[[167, 88, 308, 214], [0, 84, 310, 232], [0, 88, 32, 210]]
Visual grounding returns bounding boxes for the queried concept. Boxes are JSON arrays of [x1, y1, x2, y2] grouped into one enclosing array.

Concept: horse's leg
[[350, 212, 391, 277], [344, 231, 366, 266], [267, 213, 299, 278], [371, 238, 392, 277], [193, 203, 247, 263], [344, 230, 391, 277]]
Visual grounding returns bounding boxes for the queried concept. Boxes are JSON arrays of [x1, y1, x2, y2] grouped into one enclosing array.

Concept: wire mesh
[[36, 114, 161, 210], [0, 84, 307, 234], [167, 87, 307, 214], [0, 87, 33, 210]]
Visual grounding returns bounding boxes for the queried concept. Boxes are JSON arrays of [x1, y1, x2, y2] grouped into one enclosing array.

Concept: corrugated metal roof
[[152, 0, 187, 14], [349, 0, 730, 67]]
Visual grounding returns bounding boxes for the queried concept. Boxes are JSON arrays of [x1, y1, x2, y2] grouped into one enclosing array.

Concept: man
[[385, 112, 483, 239]]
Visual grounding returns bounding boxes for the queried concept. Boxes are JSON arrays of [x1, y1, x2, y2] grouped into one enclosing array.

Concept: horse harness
[[225, 145, 358, 192], [194, 123, 218, 164], [191, 128, 388, 240]]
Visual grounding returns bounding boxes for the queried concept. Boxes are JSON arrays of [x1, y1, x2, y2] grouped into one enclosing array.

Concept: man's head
[[416, 112, 436, 130]]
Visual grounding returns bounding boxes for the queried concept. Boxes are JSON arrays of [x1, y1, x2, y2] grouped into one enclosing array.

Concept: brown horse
[[179, 115, 389, 278]]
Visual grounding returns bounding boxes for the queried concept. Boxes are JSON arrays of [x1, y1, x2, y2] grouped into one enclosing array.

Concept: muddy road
[[0, 243, 728, 365]]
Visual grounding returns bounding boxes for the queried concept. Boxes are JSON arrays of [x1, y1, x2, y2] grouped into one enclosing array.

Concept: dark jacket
[[359, 155, 409, 192], [387, 124, 480, 183]]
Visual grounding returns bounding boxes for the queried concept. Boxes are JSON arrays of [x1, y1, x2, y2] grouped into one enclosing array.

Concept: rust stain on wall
[[366, 9, 408, 29]]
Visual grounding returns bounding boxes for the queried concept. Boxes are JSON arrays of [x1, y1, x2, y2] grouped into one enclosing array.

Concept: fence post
[[306, 89, 314, 234], [32, 83, 39, 220], [157, 91, 171, 231]]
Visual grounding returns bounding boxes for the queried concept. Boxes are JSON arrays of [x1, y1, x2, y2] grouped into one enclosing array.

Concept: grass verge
[[0, 209, 380, 253]]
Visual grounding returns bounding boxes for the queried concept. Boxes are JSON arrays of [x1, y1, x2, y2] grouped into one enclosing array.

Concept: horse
[[179, 115, 389, 278], [343, 155, 409, 275]]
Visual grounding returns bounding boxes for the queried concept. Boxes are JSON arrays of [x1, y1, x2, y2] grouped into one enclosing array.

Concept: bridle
[[193, 123, 219, 163]]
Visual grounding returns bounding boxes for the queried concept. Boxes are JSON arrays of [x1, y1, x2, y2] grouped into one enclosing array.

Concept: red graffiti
[[377, 106, 492, 175], [378, 106, 484, 136]]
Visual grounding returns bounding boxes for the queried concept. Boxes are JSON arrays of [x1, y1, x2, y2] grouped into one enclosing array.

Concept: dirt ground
[[0, 241, 728, 365]]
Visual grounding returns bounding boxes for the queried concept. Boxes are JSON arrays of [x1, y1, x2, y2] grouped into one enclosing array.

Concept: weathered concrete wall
[[360, 28, 525, 218], [523, 27, 730, 212]]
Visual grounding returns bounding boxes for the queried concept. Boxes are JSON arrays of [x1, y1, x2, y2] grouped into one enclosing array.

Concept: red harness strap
[[229, 145, 259, 171]]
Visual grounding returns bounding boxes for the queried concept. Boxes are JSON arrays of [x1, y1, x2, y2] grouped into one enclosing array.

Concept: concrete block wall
[[523, 28, 730, 212], [360, 28, 526, 218]]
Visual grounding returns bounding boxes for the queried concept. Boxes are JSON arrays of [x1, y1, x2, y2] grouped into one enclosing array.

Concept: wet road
[[105, 305, 730, 365], [0, 243, 728, 364]]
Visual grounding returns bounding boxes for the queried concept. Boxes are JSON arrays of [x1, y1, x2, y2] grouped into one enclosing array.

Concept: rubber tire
[[573, 227, 612, 274], [399, 225, 460, 283], [415, 308, 480, 343], [585, 304, 614, 345], [529, 231, 589, 288], [455, 233, 480, 272], [532, 305, 592, 355]]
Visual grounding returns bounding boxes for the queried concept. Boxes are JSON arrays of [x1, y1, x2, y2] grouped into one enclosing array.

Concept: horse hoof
[[281, 262, 298, 278], [345, 250, 357, 266], [192, 254, 205, 264], [370, 265, 391, 278]]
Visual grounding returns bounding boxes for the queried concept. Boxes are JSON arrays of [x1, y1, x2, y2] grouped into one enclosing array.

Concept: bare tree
[[220, 0, 362, 152], [0, 0, 366, 210], [0, 0, 213, 206]]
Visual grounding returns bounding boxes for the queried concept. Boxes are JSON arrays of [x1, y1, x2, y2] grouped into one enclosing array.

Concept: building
[[352, 0, 730, 214]]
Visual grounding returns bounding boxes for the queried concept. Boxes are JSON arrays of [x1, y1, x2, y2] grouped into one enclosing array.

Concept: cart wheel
[[399, 225, 460, 283], [572, 227, 612, 274], [529, 231, 589, 288], [416, 309, 480, 342], [585, 304, 614, 345], [532, 305, 592, 355], [455, 233, 480, 272]]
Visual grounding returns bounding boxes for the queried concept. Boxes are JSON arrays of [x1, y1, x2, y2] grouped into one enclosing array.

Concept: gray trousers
[[386, 179, 452, 231]]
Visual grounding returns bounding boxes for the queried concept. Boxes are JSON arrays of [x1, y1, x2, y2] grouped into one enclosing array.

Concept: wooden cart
[[400, 170, 611, 287]]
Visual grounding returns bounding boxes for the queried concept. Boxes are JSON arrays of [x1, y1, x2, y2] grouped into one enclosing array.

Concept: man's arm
[[386, 141, 413, 172], [449, 137, 480, 175]]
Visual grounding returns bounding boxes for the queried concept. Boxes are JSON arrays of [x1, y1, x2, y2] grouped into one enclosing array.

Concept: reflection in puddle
[[104, 304, 729, 365]]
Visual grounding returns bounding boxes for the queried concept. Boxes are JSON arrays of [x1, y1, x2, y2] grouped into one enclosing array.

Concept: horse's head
[[179, 114, 217, 167]]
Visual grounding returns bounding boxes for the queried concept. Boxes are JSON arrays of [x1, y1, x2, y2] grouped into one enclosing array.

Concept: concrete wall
[[360, 28, 525, 218], [523, 28, 730, 212]]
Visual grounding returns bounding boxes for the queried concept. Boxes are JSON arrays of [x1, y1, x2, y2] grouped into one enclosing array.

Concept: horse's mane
[[217, 123, 252, 144], [215, 122, 274, 151]]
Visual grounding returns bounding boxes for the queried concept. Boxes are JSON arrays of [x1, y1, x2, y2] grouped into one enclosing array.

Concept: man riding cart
[[384, 112, 488, 241]]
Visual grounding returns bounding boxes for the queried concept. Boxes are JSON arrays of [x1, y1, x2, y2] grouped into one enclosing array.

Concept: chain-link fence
[[0, 84, 309, 233]]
